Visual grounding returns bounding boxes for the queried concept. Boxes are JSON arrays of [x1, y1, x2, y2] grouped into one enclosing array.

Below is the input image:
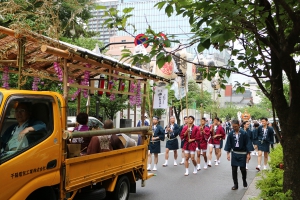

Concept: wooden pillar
[[127, 80, 131, 121], [141, 82, 147, 145], [134, 105, 136, 127], [141, 82, 146, 126], [17, 38, 26, 89], [77, 80, 81, 115], [63, 59, 69, 122]]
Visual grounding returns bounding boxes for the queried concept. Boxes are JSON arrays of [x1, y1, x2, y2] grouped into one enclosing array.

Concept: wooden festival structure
[[0, 26, 171, 126]]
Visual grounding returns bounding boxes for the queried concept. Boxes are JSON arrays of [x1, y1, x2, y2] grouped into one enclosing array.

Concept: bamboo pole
[[76, 80, 81, 115], [63, 126, 151, 140], [0, 60, 17, 63], [127, 80, 132, 120], [141, 82, 147, 145], [17, 38, 26, 89]]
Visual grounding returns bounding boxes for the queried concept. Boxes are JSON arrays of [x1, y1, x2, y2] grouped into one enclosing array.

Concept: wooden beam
[[69, 83, 146, 97], [0, 26, 16, 37], [0, 60, 17, 63], [67, 63, 147, 83]]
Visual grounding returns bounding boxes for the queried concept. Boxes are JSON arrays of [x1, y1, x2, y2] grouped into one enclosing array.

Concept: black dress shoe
[[243, 180, 248, 187], [231, 185, 238, 190]]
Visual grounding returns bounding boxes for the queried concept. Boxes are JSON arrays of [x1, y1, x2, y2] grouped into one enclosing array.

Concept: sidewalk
[[241, 176, 261, 200]]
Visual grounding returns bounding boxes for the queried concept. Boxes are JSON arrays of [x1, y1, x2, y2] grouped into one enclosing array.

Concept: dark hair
[[17, 102, 32, 112], [231, 119, 240, 125], [76, 113, 88, 125], [254, 122, 260, 128], [188, 116, 195, 121], [201, 117, 206, 121], [261, 117, 268, 121], [220, 120, 223, 123], [214, 117, 220, 122], [242, 121, 248, 126], [104, 119, 114, 129], [184, 116, 188, 120]]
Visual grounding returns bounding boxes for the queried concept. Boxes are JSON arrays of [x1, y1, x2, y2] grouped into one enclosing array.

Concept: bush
[[254, 144, 292, 200]]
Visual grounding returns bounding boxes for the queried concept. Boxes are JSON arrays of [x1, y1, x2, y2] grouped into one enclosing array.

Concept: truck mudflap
[[64, 145, 148, 192]]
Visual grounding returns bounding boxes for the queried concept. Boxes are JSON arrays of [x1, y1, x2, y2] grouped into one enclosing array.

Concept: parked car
[[67, 116, 104, 131]]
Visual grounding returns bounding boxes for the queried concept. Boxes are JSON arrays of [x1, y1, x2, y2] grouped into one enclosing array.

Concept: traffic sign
[[134, 34, 149, 48]]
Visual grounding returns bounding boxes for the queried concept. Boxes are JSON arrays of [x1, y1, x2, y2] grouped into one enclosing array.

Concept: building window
[[121, 40, 126, 42]]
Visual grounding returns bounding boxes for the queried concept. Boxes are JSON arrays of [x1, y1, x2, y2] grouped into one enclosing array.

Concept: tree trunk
[[281, 128, 300, 198]]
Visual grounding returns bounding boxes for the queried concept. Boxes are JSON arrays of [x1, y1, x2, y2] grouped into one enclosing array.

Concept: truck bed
[[64, 144, 150, 192]]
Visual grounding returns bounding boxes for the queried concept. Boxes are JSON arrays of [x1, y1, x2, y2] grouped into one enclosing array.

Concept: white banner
[[153, 87, 168, 109]]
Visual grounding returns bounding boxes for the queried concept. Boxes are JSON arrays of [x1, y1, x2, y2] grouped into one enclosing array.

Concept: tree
[[0, 0, 95, 39], [99, 95, 128, 120], [103, 1, 300, 198], [170, 80, 212, 125]]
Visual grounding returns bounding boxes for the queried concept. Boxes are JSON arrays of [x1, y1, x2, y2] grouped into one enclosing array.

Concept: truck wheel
[[74, 188, 106, 200], [112, 176, 130, 200], [26, 187, 57, 200]]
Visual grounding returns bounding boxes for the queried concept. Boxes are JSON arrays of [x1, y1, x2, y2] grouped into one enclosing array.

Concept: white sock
[[181, 158, 185, 163], [193, 166, 197, 173], [164, 160, 168, 165], [197, 164, 200, 168], [147, 164, 151, 169], [154, 164, 157, 168], [185, 168, 189, 174]]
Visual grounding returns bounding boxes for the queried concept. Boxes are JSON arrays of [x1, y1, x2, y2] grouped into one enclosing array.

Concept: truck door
[[0, 95, 61, 200]]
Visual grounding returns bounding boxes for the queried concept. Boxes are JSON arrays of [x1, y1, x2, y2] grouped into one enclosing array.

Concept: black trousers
[[232, 166, 246, 185]]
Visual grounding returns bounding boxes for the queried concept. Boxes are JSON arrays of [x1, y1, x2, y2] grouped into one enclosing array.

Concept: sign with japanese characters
[[153, 87, 168, 109]]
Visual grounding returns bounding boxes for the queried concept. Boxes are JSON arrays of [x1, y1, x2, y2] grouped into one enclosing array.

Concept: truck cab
[[0, 89, 152, 200]]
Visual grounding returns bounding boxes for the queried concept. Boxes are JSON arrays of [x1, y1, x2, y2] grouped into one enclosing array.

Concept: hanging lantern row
[[89, 73, 142, 106]]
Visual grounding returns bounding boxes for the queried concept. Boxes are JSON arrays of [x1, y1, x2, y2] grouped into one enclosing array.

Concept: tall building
[[88, 0, 118, 45]]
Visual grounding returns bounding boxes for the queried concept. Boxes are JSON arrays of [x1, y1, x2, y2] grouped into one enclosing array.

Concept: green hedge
[[254, 145, 292, 199]]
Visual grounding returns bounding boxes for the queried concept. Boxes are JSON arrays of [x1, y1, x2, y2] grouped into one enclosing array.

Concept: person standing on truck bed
[[71, 113, 91, 155], [147, 116, 165, 171], [0, 102, 46, 153]]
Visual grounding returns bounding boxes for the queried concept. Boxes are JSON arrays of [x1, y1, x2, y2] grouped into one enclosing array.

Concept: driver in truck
[[0, 102, 47, 154]]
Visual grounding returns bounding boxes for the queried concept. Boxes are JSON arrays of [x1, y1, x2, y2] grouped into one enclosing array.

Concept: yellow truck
[[0, 89, 152, 200]]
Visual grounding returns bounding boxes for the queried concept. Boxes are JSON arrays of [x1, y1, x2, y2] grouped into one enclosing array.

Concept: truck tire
[[112, 176, 130, 200], [26, 187, 57, 200], [74, 188, 106, 200]]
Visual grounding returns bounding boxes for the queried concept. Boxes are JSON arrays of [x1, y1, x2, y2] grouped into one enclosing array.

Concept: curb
[[241, 176, 261, 200]]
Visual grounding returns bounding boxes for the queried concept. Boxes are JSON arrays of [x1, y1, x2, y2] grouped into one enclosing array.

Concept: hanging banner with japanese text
[[153, 87, 168, 109]]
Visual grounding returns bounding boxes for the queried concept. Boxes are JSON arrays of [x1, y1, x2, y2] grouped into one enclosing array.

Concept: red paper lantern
[[98, 78, 105, 96], [106, 80, 113, 96], [118, 79, 125, 97]]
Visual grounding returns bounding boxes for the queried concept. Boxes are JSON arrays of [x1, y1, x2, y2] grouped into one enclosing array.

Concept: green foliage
[[60, 37, 103, 51], [170, 80, 212, 125], [255, 145, 292, 200], [99, 95, 128, 120], [0, 0, 95, 39], [247, 106, 271, 120]]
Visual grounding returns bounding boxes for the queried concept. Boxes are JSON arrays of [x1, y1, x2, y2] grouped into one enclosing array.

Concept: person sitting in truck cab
[[0, 102, 47, 153], [87, 119, 124, 154]]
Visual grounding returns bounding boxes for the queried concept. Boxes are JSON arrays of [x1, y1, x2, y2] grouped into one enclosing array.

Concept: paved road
[[130, 139, 259, 200]]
